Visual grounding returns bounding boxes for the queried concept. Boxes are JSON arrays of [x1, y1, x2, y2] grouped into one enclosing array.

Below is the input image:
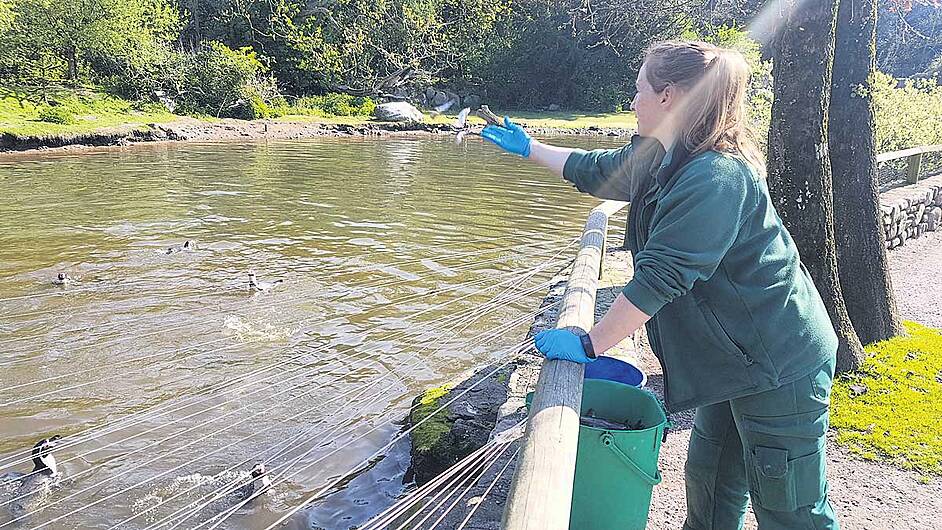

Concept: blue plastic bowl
[[584, 356, 647, 388]]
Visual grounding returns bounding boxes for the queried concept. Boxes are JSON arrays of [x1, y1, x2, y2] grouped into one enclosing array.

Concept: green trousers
[[682, 357, 839, 530]]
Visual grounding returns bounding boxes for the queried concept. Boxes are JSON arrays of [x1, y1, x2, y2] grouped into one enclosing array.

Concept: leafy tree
[[0, 0, 179, 83], [877, 0, 942, 76]]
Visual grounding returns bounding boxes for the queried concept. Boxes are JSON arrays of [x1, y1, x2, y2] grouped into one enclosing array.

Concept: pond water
[[0, 134, 626, 529]]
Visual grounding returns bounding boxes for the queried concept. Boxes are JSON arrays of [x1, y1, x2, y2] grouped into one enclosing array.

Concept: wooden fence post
[[906, 153, 923, 184], [502, 201, 626, 530]]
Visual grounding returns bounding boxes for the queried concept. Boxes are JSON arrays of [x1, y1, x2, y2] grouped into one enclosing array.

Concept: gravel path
[[886, 228, 942, 329]]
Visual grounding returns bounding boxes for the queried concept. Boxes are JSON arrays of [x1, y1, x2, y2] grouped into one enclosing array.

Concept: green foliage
[[481, 0, 694, 111], [831, 321, 942, 477], [0, 0, 181, 83], [871, 71, 942, 152], [292, 93, 376, 117], [174, 42, 272, 118], [37, 105, 75, 125]]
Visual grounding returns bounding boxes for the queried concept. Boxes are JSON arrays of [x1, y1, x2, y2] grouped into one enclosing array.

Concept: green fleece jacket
[[563, 136, 837, 412]]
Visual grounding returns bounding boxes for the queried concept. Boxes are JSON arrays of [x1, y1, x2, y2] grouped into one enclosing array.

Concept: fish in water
[[51, 273, 73, 286], [580, 409, 645, 431], [248, 273, 283, 292], [165, 240, 195, 254], [1, 435, 63, 520]]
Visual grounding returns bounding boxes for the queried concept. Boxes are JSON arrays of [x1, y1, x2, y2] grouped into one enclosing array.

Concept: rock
[[426, 87, 437, 102], [444, 90, 461, 107], [406, 364, 511, 485], [463, 94, 482, 110], [431, 90, 450, 107], [849, 383, 868, 398], [373, 101, 424, 123], [548, 103, 561, 111]]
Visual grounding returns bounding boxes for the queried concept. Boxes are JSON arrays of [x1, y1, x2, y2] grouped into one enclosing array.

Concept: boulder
[[462, 94, 482, 110], [431, 90, 450, 107], [373, 101, 424, 123]]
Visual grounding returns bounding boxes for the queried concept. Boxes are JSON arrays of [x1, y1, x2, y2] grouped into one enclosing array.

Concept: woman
[[481, 41, 839, 530]]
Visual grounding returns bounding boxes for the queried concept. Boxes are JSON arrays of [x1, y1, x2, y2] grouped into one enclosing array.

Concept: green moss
[[496, 372, 508, 384], [831, 321, 942, 477], [410, 385, 454, 453]]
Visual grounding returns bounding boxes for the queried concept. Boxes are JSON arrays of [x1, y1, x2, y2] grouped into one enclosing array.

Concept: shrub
[[176, 42, 267, 117], [38, 105, 76, 125], [292, 93, 376, 117], [871, 71, 942, 153]]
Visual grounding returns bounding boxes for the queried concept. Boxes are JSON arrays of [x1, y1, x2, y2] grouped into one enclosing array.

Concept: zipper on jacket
[[647, 320, 671, 442]]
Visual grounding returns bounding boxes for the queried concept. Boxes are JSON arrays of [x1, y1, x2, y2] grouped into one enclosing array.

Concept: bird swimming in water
[[232, 463, 272, 503], [165, 240, 195, 254], [248, 273, 283, 292], [51, 273, 73, 287], [1, 435, 62, 519]]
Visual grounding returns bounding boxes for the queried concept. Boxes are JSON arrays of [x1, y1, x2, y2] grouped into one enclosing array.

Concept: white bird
[[454, 107, 473, 144], [248, 273, 283, 292], [455, 107, 471, 128]]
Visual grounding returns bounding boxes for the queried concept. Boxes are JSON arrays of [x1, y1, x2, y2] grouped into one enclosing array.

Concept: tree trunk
[[66, 44, 78, 81], [830, 0, 903, 346], [767, 0, 866, 374]]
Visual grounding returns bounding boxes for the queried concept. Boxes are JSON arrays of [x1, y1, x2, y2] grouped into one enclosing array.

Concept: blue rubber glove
[[534, 329, 595, 364], [480, 116, 532, 158]]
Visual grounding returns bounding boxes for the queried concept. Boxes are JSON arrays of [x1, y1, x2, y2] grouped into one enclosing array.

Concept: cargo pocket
[[749, 445, 826, 512]]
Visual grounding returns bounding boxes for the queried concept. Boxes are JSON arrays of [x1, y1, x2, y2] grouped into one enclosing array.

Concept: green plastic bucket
[[569, 378, 667, 530]]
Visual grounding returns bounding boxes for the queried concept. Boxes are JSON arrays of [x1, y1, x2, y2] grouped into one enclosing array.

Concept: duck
[[232, 463, 272, 503], [51, 273, 73, 287], [2, 435, 62, 519], [248, 273, 283, 293], [165, 240, 195, 254]]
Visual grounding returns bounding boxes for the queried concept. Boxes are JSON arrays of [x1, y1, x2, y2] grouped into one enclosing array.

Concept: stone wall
[[880, 174, 942, 250]]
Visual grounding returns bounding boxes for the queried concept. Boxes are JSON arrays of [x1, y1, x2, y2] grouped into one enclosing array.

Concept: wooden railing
[[877, 144, 942, 184], [501, 200, 627, 530]]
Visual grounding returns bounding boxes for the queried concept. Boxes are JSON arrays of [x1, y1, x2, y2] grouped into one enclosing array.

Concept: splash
[[223, 316, 300, 343]]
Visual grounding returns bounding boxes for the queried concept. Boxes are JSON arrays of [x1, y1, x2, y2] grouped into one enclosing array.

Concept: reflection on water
[[0, 135, 626, 528]]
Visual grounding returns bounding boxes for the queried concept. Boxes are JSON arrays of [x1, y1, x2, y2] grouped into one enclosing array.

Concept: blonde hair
[[643, 40, 766, 176]]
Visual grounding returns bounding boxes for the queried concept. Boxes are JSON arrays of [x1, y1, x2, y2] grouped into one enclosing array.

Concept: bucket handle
[[600, 432, 662, 486]]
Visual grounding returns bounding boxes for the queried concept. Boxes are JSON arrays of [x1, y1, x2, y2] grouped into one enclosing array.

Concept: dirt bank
[[0, 117, 633, 156]]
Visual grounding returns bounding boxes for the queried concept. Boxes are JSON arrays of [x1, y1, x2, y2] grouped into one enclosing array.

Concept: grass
[[830, 321, 942, 478], [0, 84, 638, 137], [408, 384, 454, 453], [0, 85, 176, 136]]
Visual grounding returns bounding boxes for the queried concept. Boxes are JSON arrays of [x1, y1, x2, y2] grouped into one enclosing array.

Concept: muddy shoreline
[[0, 117, 634, 156]]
